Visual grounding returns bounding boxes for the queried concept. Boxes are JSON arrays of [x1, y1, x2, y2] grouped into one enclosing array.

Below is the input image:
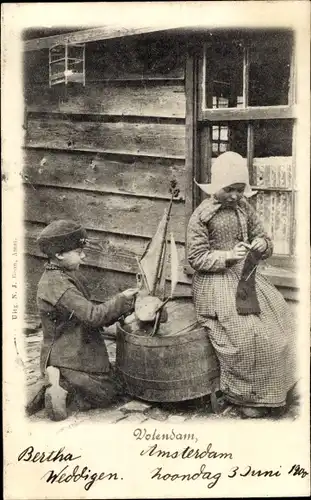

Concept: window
[[186, 31, 296, 268]]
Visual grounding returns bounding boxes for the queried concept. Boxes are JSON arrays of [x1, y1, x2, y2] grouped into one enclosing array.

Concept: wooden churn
[[116, 298, 220, 402]]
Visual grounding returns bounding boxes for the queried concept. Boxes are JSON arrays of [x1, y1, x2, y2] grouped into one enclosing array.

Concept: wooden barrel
[[116, 299, 219, 402]]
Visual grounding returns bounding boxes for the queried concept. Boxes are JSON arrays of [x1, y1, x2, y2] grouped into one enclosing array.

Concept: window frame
[[184, 32, 298, 282]]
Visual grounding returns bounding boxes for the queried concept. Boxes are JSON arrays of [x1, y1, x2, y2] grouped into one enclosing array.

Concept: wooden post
[[289, 33, 297, 257], [247, 124, 255, 186], [184, 48, 199, 269], [243, 43, 249, 108], [243, 42, 255, 187]]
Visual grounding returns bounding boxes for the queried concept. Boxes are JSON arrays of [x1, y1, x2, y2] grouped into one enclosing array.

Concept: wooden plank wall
[[23, 34, 192, 312]]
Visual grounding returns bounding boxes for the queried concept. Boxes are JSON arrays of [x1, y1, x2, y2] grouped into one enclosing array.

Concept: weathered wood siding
[[24, 34, 191, 312]]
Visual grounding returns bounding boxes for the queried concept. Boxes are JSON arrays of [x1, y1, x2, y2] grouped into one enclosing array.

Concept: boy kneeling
[[27, 219, 138, 421]]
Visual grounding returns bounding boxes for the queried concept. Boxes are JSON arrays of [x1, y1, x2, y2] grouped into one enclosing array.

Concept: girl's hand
[[229, 243, 248, 261], [250, 238, 267, 253], [122, 287, 140, 299]]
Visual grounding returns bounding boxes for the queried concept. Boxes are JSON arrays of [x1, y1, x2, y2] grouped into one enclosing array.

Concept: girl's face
[[55, 247, 86, 270], [215, 183, 245, 206]]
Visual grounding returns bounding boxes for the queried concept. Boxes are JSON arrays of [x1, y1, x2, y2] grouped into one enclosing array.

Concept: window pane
[[253, 157, 293, 189], [252, 120, 293, 256], [256, 191, 292, 255], [211, 122, 247, 158], [212, 126, 220, 141], [220, 126, 228, 141], [205, 42, 244, 109], [253, 120, 292, 157], [249, 44, 291, 106]]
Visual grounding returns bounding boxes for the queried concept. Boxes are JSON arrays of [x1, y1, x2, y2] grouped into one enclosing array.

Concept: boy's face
[[215, 183, 245, 207], [55, 247, 86, 270]]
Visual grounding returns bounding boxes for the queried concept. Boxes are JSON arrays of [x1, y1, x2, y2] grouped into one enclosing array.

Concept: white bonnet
[[195, 151, 256, 198]]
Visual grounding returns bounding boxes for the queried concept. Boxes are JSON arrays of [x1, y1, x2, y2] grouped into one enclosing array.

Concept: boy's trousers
[[58, 366, 124, 409]]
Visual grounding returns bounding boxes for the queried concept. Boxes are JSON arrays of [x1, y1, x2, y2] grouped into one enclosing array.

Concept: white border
[[2, 2, 310, 499]]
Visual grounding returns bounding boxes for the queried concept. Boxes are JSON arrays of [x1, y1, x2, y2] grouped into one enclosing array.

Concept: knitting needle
[[245, 265, 258, 282], [241, 243, 259, 281]]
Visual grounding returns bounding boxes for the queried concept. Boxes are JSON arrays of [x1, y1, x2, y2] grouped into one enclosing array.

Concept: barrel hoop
[[156, 321, 199, 337], [117, 324, 210, 347], [117, 368, 220, 390]]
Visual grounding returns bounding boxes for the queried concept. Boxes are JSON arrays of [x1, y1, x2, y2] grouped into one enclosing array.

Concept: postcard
[[3, 2, 310, 498]]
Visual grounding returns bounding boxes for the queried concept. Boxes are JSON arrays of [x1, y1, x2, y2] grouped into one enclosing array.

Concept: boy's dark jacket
[[37, 265, 133, 375]]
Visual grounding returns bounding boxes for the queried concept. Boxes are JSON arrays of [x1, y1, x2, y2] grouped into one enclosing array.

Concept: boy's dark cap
[[37, 219, 88, 257]]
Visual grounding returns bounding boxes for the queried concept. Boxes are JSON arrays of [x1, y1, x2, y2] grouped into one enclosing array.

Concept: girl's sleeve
[[187, 210, 231, 272], [247, 203, 273, 260]]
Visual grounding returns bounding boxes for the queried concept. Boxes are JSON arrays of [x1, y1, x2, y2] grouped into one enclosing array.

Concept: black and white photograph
[[3, 2, 310, 499]]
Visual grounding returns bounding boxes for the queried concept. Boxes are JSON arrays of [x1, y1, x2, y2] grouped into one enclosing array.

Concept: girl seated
[[187, 152, 297, 418]]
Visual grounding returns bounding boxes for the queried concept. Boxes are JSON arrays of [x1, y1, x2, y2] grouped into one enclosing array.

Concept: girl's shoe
[[239, 406, 268, 418], [269, 406, 287, 418], [44, 366, 68, 421], [287, 382, 300, 406]]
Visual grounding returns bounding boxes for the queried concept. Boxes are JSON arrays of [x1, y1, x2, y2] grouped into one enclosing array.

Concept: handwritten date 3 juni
[[17, 444, 309, 492]]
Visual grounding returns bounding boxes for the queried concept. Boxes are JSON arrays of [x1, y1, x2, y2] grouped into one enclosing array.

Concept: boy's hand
[[123, 312, 138, 324], [228, 242, 248, 261], [122, 287, 140, 299], [250, 238, 267, 253]]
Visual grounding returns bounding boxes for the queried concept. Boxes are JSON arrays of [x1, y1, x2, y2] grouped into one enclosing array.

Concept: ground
[[23, 314, 300, 428]]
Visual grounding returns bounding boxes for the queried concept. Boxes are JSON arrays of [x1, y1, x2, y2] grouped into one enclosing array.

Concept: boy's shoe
[[44, 366, 68, 421], [26, 385, 46, 416], [70, 392, 93, 412]]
